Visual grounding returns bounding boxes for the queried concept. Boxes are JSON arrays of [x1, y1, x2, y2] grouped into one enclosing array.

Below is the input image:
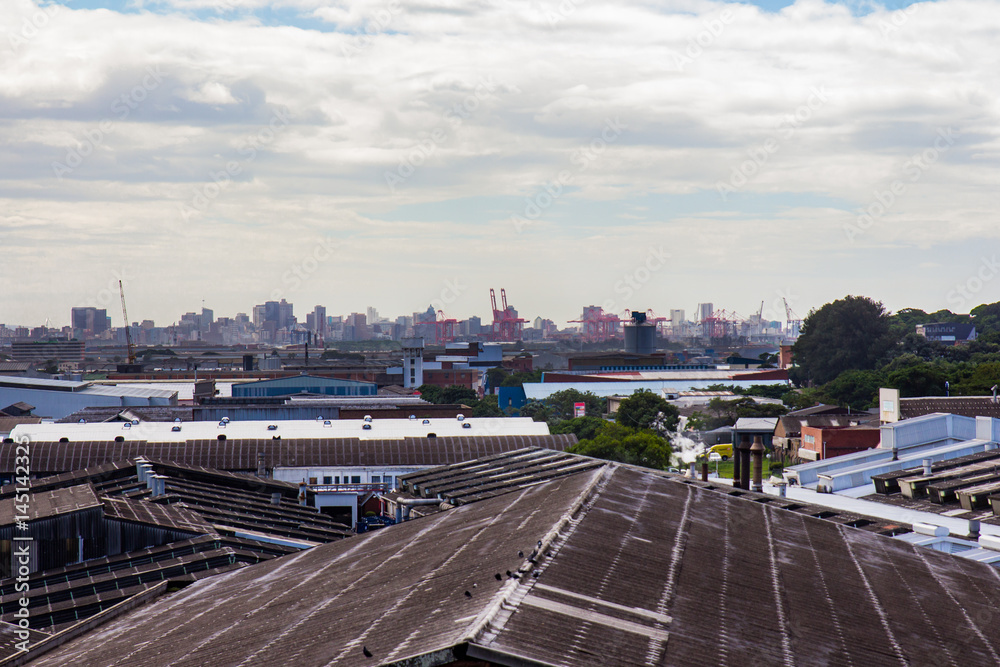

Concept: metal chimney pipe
[[688, 461, 697, 478], [298, 482, 308, 506], [739, 435, 752, 491], [701, 461, 709, 482], [750, 436, 765, 493], [733, 436, 744, 489], [257, 452, 266, 478], [969, 519, 981, 540], [271, 492, 282, 506], [923, 458, 933, 476]]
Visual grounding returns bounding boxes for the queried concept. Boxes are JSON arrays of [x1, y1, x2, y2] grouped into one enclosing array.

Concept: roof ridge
[[461, 463, 615, 647]]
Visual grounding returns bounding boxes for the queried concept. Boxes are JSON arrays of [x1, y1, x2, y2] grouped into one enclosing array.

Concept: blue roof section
[[231, 375, 377, 398]]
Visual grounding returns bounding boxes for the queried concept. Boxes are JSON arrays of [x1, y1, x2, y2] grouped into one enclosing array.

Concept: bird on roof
[[464, 590, 472, 598], [494, 573, 502, 581], [363, 646, 373, 658], [518, 550, 523, 558]]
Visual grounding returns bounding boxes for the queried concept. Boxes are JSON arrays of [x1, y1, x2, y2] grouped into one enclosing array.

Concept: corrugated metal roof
[[29, 461, 1000, 667], [0, 484, 101, 524], [0, 435, 578, 473]]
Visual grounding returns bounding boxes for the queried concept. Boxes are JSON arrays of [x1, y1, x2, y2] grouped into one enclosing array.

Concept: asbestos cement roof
[[0, 484, 101, 525], [29, 459, 1000, 666]]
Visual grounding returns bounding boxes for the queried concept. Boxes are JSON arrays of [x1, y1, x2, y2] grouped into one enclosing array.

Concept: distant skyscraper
[[698, 303, 714, 322], [670, 309, 685, 328], [366, 306, 380, 324], [71, 307, 108, 336]]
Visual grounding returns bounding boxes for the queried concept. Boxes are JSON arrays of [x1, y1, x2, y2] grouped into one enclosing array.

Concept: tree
[[472, 394, 504, 417], [551, 416, 606, 441], [415, 384, 443, 404], [440, 385, 479, 405], [520, 389, 604, 424], [569, 422, 673, 470], [791, 295, 898, 385], [822, 369, 885, 410], [614, 390, 680, 434]]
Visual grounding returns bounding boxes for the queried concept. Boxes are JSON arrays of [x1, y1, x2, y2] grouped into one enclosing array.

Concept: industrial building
[[19, 450, 1000, 666], [230, 374, 378, 398], [0, 376, 177, 420]]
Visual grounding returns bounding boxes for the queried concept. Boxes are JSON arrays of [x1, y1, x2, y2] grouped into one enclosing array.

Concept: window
[[309, 477, 317, 484], [351, 475, 361, 484], [371, 476, 381, 483], [384, 476, 393, 489], [334, 476, 340, 484], [323, 476, 333, 485], [803, 434, 815, 444]]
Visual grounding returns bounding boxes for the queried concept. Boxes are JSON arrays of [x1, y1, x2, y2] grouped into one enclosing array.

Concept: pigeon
[[495, 573, 502, 581], [465, 590, 472, 598], [363, 646, 373, 658], [506, 570, 512, 578], [518, 550, 524, 558], [537, 540, 543, 548]]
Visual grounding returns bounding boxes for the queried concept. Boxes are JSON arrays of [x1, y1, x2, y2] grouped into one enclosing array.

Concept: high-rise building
[[307, 306, 327, 339], [697, 303, 714, 322], [670, 309, 685, 328], [70, 307, 108, 336]]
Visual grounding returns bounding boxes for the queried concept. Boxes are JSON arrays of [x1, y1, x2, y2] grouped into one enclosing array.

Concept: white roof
[[9, 417, 550, 442], [733, 417, 779, 431], [523, 380, 786, 400]]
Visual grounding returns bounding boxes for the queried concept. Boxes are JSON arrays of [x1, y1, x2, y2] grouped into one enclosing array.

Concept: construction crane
[[489, 288, 526, 342], [119, 280, 136, 365], [783, 297, 802, 338]]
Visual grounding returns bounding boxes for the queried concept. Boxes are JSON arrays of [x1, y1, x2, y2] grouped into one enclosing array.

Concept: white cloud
[[1, 0, 1000, 327]]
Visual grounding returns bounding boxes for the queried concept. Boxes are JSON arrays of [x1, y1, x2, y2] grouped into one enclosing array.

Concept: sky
[[1, 0, 998, 329]]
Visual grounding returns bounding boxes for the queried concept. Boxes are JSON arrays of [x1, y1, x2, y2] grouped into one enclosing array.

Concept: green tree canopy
[[614, 390, 680, 434], [551, 416, 607, 441], [568, 422, 673, 470], [791, 295, 898, 385], [520, 389, 605, 423], [821, 369, 884, 410]]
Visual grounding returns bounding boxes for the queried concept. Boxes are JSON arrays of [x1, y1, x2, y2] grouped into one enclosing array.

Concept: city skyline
[[3, 0, 999, 329]]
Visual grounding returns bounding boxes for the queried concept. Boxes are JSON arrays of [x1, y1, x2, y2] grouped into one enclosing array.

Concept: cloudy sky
[[1, 0, 998, 329]]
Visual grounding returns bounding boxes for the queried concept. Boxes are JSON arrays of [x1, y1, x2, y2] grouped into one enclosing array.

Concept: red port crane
[[489, 288, 526, 342]]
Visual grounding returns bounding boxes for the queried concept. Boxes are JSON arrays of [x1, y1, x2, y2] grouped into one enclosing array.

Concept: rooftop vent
[[267, 424, 278, 431], [171, 425, 181, 432], [364, 415, 373, 422], [422, 419, 430, 425], [462, 423, 472, 429], [409, 415, 416, 420], [174, 417, 181, 423], [363, 423, 372, 430], [323, 420, 332, 427], [457, 414, 465, 421], [78, 418, 86, 424], [123, 423, 131, 429]]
